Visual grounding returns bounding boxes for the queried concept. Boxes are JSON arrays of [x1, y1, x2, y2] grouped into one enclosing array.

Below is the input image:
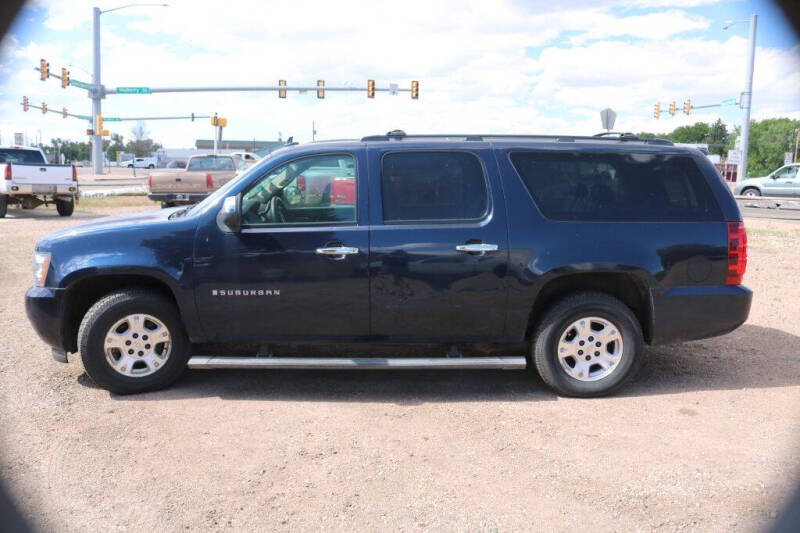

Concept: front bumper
[[148, 192, 208, 204], [650, 285, 752, 344], [25, 286, 68, 353]]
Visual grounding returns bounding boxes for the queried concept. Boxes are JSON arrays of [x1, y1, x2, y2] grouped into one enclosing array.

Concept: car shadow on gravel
[[100, 324, 798, 404]]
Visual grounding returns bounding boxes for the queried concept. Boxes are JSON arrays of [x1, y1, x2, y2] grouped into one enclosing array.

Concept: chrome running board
[[187, 356, 527, 370]]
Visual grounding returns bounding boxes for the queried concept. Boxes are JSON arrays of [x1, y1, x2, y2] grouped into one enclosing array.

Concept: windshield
[[188, 156, 235, 171], [0, 149, 45, 164]]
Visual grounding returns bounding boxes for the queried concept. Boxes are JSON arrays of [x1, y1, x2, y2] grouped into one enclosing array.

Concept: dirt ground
[[1, 198, 798, 532]]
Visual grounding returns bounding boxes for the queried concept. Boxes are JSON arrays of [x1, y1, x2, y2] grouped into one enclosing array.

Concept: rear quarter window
[[509, 151, 723, 222], [380, 151, 488, 223]]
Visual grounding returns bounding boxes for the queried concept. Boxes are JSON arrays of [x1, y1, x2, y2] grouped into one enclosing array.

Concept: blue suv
[[25, 132, 751, 396]]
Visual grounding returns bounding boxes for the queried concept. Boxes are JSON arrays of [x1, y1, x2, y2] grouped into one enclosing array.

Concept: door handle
[[455, 243, 499, 253], [315, 246, 359, 256]]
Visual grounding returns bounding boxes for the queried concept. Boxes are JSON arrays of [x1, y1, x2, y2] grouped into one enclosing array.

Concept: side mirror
[[218, 194, 241, 232]]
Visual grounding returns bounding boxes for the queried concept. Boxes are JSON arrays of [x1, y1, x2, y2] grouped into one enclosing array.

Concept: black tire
[[741, 188, 761, 197], [531, 292, 644, 397], [77, 289, 190, 394], [161, 201, 174, 209], [55, 197, 74, 216], [0, 194, 7, 218], [148, 164, 155, 169]]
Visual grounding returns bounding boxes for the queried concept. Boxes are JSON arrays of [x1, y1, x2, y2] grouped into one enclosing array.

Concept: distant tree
[[107, 133, 125, 161], [124, 122, 162, 157], [131, 121, 148, 140], [706, 119, 729, 156], [666, 122, 710, 144]]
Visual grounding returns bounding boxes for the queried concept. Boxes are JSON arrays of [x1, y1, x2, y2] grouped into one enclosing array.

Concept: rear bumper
[[650, 285, 752, 344], [3, 183, 77, 197], [25, 286, 68, 352], [148, 192, 208, 203]]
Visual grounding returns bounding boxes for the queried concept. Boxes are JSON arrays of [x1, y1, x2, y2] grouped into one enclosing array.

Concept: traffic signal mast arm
[[103, 81, 419, 97]]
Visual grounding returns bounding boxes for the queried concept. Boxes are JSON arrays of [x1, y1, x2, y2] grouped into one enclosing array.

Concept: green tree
[[666, 122, 710, 144], [706, 119, 729, 156], [107, 133, 125, 162], [124, 121, 162, 157], [744, 118, 799, 177]]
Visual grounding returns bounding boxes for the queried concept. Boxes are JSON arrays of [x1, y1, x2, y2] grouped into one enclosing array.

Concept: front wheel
[[531, 292, 644, 397], [55, 197, 74, 216], [147, 164, 155, 169], [77, 289, 191, 394], [741, 188, 761, 197]]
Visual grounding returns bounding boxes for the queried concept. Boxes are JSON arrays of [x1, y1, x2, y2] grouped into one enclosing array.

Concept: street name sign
[[116, 87, 150, 94]]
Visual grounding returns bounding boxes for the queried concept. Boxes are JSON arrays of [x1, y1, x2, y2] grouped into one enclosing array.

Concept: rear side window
[[509, 151, 722, 222], [381, 151, 488, 222], [0, 149, 45, 164]]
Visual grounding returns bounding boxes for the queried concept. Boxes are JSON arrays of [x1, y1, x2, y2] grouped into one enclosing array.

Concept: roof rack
[[360, 130, 673, 145]]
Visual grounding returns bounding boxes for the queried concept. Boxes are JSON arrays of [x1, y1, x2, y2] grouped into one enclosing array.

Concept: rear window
[[380, 151, 488, 222], [0, 149, 45, 164], [509, 151, 722, 222], [188, 156, 235, 171]]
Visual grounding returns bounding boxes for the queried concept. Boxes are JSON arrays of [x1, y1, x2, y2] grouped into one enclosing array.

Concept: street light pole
[[739, 14, 757, 181], [90, 4, 168, 174], [91, 6, 102, 174], [725, 15, 757, 181]]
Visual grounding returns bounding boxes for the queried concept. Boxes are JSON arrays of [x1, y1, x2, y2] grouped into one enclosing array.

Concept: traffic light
[[210, 113, 218, 126], [411, 80, 419, 99], [683, 99, 691, 115], [218, 118, 227, 127], [653, 102, 660, 119], [62, 107, 67, 118], [22, 96, 29, 112], [191, 112, 195, 122], [367, 79, 375, 98], [61, 68, 69, 88], [95, 114, 103, 133], [41, 102, 47, 114], [40, 59, 49, 81], [317, 79, 324, 99], [669, 101, 676, 116], [278, 79, 286, 98]]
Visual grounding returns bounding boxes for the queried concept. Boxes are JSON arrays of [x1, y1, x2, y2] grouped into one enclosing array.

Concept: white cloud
[[0, 0, 797, 148]]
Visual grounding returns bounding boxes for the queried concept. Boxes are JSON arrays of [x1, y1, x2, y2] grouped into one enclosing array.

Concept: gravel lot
[[1, 199, 799, 532]]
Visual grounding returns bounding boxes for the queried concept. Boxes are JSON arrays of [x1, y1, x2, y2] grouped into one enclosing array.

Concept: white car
[[125, 157, 157, 169]]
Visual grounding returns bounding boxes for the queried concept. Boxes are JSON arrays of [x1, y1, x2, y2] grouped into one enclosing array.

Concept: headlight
[[33, 251, 51, 287]]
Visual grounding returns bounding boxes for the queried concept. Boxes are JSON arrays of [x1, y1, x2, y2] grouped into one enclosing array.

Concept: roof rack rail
[[360, 131, 673, 145]]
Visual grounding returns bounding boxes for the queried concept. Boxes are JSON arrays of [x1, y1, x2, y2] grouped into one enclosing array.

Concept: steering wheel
[[267, 195, 289, 223]]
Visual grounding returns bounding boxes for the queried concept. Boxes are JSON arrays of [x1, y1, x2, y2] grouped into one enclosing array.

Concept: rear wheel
[[147, 164, 155, 169], [532, 292, 644, 397], [77, 289, 190, 394], [0, 194, 7, 218], [55, 197, 74, 216], [741, 188, 761, 197], [161, 201, 174, 208]]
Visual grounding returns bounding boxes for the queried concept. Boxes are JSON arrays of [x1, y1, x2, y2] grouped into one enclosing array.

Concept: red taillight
[[726, 221, 747, 285], [206, 173, 213, 189], [72, 165, 77, 182], [4, 164, 11, 180], [147, 174, 152, 188], [296, 174, 305, 191]]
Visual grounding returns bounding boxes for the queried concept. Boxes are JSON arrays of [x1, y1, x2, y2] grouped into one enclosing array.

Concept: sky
[[0, 0, 798, 149]]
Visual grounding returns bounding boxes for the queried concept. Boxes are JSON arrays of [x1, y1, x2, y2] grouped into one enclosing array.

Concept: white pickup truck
[[0, 146, 78, 218]]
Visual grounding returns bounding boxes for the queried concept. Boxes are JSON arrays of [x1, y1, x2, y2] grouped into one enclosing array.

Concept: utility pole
[[794, 128, 799, 163]]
